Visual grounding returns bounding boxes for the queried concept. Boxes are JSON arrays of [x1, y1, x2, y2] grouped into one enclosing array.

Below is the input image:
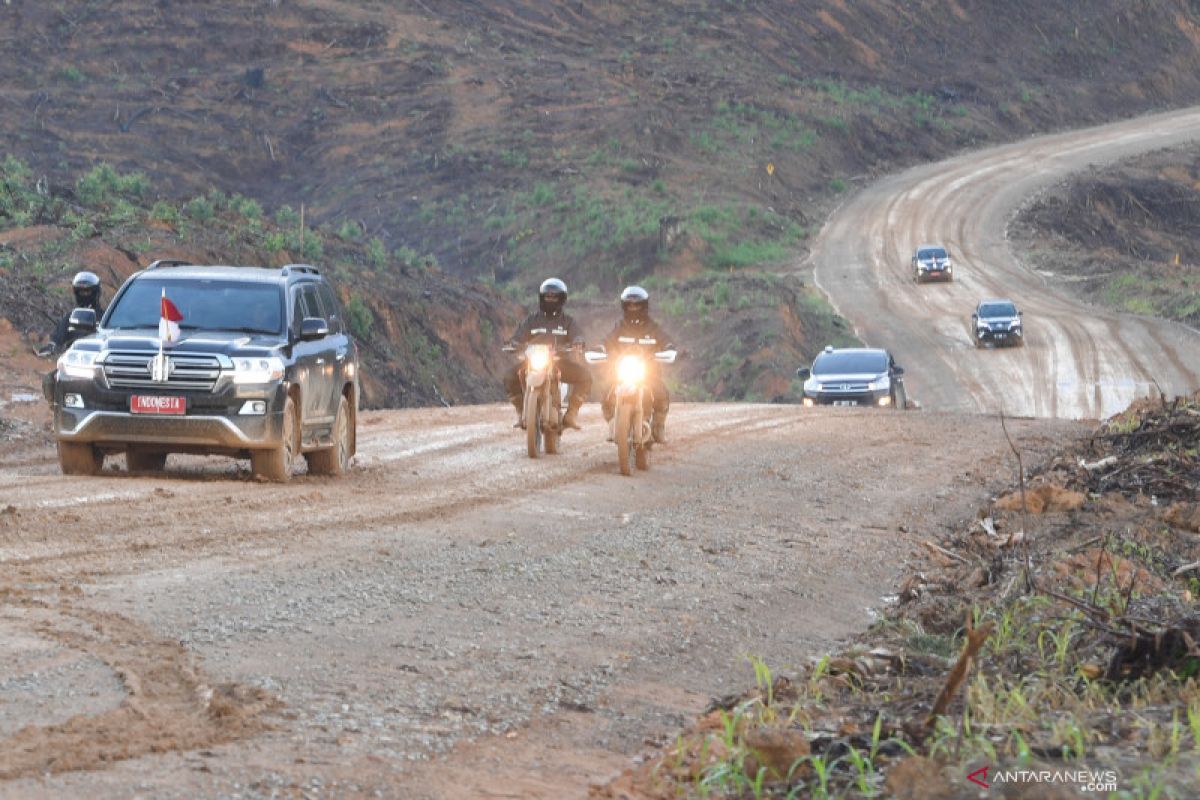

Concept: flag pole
[[158, 287, 165, 381]]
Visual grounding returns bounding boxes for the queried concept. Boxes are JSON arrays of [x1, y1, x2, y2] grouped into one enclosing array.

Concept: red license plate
[[130, 395, 186, 415]]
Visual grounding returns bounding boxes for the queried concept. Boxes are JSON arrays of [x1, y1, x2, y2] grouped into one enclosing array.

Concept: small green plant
[[344, 294, 374, 340], [366, 237, 388, 270], [57, 65, 86, 83], [184, 195, 214, 222]]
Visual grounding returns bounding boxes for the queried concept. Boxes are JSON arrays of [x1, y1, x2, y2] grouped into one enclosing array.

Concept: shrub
[[344, 294, 374, 340]]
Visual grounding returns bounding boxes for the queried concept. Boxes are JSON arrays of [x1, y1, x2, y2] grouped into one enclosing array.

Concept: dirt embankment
[[1012, 144, 1200, 329]]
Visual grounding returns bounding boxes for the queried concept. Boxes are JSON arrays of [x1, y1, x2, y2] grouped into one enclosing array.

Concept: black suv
[[796, 346, 907, 409], [971, 298, 1024, 348], [912, 244, 954, 283], [45, 260, 359, 481]]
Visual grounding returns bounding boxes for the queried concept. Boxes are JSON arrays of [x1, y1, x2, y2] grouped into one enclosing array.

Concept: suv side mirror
[[1018, 310, 1023, 316], [299, 317, 330, 341], [796, 366, 811, 380], [68, 307, 98, 335], [893, 366, 905, 376]]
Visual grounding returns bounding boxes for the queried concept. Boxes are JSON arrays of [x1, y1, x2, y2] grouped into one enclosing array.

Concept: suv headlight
[[867, 377, 890, 391], [58, 348, 100, 379], [232, 356, 285, 384]]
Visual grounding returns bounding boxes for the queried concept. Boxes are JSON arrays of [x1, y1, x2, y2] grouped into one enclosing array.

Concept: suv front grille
[[103, 351, 222, 391]]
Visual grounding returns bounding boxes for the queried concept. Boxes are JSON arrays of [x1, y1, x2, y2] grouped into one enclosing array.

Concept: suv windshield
[[106, 278, 285, 335], [979, 302, 1017, 318], [918, 248, 948, 259], [813, 351, 888, 375]]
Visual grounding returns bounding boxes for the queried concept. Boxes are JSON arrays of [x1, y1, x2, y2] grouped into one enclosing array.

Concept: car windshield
[[979, 302, 1017, 318], [105, 278, 285, 335], [918, 248, 948, 259], [812, 351, 888, 375]]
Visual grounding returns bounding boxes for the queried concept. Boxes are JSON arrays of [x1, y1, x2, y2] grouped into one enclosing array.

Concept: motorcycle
[[504, 343, 567, 458], [585, 346, 677, 476]]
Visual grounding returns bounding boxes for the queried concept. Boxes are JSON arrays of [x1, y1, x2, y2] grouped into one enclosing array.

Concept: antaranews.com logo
[[967, 765, 1119, 793]]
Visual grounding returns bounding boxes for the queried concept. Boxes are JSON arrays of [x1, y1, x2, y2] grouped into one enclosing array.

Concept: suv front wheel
[[58, 441, 104, 476], [252, 396, 297, 482], [305, 394, 352, 476]]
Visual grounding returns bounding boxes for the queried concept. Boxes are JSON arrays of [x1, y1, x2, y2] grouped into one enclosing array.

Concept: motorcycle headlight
[[58, 348, 99, 379], [233, 356, 285, 384], [526, 345, 551, 372], [617, 354, 646, 384]]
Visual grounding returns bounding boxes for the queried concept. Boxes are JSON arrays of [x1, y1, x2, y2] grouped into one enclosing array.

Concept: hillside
[[1012, 143, 1200, 328], [4, 1, 1200, 403]]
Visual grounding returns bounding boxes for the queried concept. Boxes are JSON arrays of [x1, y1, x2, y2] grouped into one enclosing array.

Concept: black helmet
[[620, 285, 649, 323], [72, 270, 101, 309], [539, 277, 568, 315]]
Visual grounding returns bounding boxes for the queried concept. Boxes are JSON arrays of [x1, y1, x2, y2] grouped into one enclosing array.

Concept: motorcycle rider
[[504, 278, 592, 430], [601, 285, 675, 444], [42, 270, 104, 356]]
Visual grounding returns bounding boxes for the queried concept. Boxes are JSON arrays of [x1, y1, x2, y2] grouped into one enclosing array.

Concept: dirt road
[[812, 105, 1200, 419], [0, 398, 1081, 798]]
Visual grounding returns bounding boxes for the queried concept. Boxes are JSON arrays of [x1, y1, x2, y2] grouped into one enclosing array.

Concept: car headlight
[[232, 356, 285, 384], [866, 377, 890, 391], [617, 354, 646, 384], [804, 378, 818, 392], [526, 345, 551, 372], [58, 348, 99, 379]]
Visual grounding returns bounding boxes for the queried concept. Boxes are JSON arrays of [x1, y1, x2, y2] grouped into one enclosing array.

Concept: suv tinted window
[[979, 302, 1017, 317], [107, 278, 284, 334], [918, 248, 948, 259], [292, 284, 323, 328], [813, 351, 888, 375], [316, 283, 343, 334]]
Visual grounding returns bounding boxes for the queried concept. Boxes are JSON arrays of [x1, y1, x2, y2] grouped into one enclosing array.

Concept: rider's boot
[[561, 395, 584, 430], [509, 394, 524, 428], [651, 409, 668, 444]]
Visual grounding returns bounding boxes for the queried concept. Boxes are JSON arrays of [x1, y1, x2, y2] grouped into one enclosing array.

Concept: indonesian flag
[[159, 288, 184, 345]]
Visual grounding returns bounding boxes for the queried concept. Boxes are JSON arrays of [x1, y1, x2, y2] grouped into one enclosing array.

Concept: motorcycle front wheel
[[545, 381, 561, 455], [525, 388, 543, 458], [615, 402, 634, 476]]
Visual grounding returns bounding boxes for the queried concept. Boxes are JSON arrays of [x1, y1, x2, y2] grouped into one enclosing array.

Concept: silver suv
[[796, 347, 907, 409]]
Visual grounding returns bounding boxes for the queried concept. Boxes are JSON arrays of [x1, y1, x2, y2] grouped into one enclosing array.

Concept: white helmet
[[538, 278, 568, 314]]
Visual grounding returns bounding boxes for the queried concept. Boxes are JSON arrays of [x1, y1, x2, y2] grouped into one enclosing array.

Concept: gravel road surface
[[0, 403, 1082, 797]]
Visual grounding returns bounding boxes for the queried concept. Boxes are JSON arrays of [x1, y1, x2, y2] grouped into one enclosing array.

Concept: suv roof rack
[[145, 258, 194, 271], [281, 263, 320, 276]]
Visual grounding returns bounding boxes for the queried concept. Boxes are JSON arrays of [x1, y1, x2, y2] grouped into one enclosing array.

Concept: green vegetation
[[689, 203, 808, 270], [344, 294, 374, 340]]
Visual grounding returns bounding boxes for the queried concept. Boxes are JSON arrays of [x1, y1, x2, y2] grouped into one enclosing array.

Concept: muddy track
[[0, 399, 1084, 797], [812, 106, 1200, 419]]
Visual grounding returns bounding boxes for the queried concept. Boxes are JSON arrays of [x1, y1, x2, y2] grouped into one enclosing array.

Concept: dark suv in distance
[[45, 260, 359, 481], [912, 244, 954, 283], [971, 298, 1024, 348], [796, 346, 907, 409]]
